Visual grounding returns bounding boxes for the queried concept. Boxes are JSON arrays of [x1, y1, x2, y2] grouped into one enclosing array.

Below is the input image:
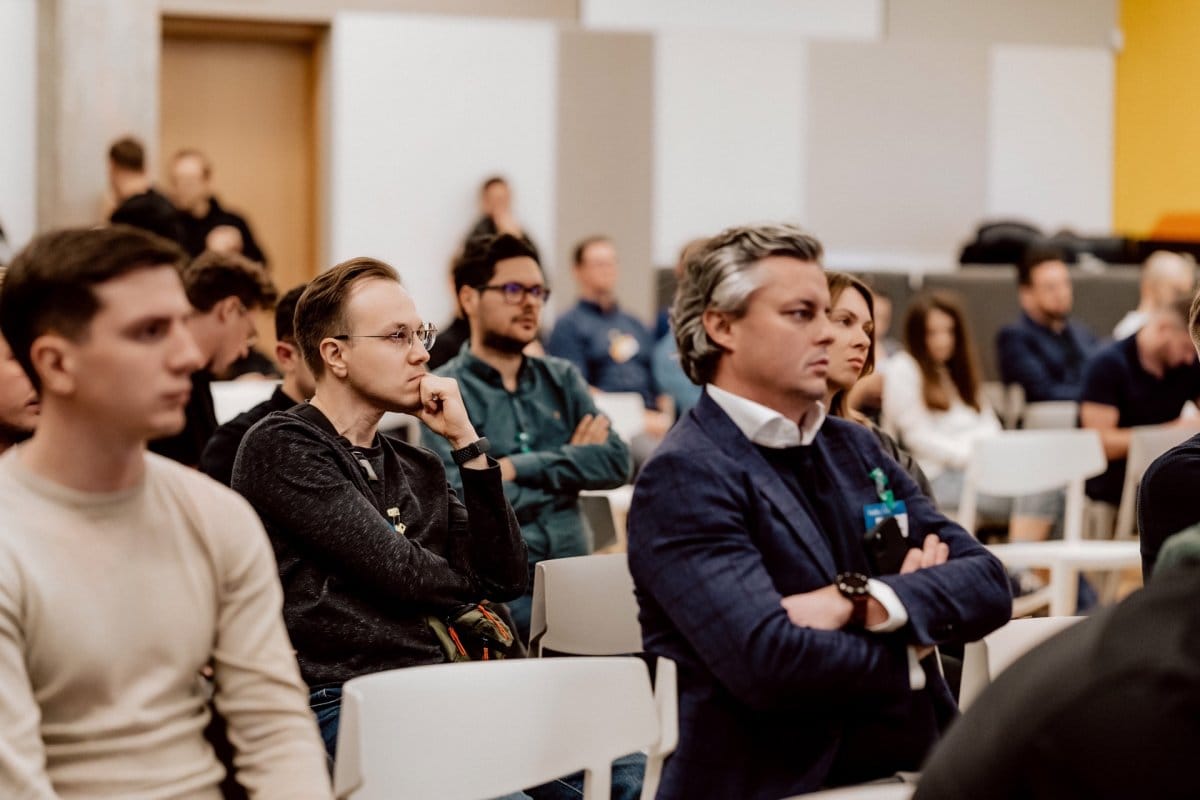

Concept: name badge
[[864, 500, 909, 538]]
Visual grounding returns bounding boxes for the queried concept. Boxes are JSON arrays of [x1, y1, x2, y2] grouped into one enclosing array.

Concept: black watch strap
[[451, 437, 491, 465]]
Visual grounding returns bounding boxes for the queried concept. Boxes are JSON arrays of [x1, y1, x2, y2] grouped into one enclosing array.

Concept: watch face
[[838, 572, 870, 595]]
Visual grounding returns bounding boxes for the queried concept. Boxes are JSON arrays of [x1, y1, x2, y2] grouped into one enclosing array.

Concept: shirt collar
[[460, 344, 530, 387], [705, 384, 826, 448]]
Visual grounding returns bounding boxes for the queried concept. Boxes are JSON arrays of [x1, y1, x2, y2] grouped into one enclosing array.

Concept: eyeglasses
[[332, 323, 438, 351], [476, 282, 552, 305]]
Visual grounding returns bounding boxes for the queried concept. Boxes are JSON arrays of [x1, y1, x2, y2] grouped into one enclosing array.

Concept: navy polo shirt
[[996, 312, 1098, 402], [546, 300, 658, 408], [1081, 336, 1200, 504]]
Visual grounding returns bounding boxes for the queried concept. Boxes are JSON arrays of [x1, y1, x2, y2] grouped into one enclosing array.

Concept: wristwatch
[[451, 437, 491, 466], [836, 572, 872, 627]]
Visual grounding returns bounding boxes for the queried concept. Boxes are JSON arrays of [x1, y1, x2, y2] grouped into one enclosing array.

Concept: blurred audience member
[[206, 223, 245, 256], [883, 292, 1056, 540], [548, 236, 671, 457], [230, 258, 527, 762], [150, 251, 276, 468], [0, 226, 330, 798], [1113, 250, 1195, 339], [107, 136, 184, 245], [628, 223, 1010, 800], [825, 272, 930, 496], [201, 284, 313, 486], [465, 175, 538, 259], [997, 245, 1098, 402], [915, 551, 1200, 800], [426, 234, 631, 641], [1131, 291, 1200, 579], [169, 148, 267, 264], [651, 239, 705, 420], [1081, 297, 1200, 510]]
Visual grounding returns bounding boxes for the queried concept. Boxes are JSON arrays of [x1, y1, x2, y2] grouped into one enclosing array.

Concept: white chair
[[1020, 401, 1078, 430], [795, 783, 915, 799], [1111, 423, 1195, 540], [959, 429, 1141, 615], [528, 554, 642, 657], [579, 485, 634, 552], [981, 382, 1024, 430], [959, 616, 1084, 710], [592, 391, 647, 443], [333, 658, 660, 800], [209, 379, 279, 424]]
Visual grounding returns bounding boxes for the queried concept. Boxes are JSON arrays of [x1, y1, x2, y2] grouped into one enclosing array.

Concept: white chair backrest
[[1020, 401, 1079, 430], [210, 379, 279, 424], [1113, 423, 1195, 539], [592, 391, 646, 443], [959, 616, 1084, 710], [334, 658, 660, 800], [802, 783, 915, 799], [958, 429, 1105, 541], [981, 381, 1025, 430], [528, 554, 642, 657]]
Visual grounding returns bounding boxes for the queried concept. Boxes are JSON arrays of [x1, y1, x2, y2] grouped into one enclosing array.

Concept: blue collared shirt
[[547, 300, 659, 408], [996, 311, 1099, 402]]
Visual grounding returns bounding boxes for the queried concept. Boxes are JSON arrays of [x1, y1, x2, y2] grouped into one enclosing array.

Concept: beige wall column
[[38, 0, 160, 230], [555, 30, 656, 321]]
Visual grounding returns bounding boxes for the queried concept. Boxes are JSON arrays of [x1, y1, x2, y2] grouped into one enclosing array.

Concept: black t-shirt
[[1080, 336, 1200, 504], [149, 370, 218, 468], [110, 188, 185, 246], [1137, 432, 1200, 579]]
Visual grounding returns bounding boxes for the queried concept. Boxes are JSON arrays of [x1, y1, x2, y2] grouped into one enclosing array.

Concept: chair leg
[[582, 764, 612, 800], [1049, 566, 1077, 616]]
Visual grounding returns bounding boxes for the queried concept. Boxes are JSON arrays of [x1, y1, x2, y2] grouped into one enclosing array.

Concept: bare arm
[[1080, 401, 1131, 460]]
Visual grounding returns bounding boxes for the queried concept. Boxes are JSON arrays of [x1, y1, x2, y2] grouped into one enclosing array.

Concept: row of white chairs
[[333, 553, 1085, 799]]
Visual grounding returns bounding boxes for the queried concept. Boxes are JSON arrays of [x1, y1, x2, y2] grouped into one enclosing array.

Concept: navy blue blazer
[[627, 393, 1012, 800]]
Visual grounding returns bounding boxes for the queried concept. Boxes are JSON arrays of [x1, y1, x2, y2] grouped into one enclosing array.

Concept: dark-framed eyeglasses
[[476, 282, 551, 305], [332, 323, 438, 351]]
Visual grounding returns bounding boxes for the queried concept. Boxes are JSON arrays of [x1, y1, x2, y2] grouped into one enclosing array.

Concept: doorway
[[160, 18, 325, 352]]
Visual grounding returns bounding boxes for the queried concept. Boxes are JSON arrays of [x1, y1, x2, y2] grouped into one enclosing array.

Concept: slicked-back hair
[[108, 136, 145, 172], [0, 225, 187, 390], [903, 291, 982, 412], [673, 223, 824, 386], [1017, 244, 1067, 287], [182, 251, 277, 313], [453, 234, 541, 295], [275, 284, 307, 342], [826, 271, 877, 421], [573, 235, 612, 267], [295, 257, 401, 377]]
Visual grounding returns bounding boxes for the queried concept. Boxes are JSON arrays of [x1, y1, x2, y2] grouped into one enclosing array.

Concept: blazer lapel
[[694, 395, 838, 580]]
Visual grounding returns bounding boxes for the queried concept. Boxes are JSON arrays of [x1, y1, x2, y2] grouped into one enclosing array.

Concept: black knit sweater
[[231, 402, 528, 687]]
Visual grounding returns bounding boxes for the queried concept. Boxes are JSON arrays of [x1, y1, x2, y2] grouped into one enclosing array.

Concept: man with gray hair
[[1113, 250, 1196, 339], [626, 222, 1012, 799]]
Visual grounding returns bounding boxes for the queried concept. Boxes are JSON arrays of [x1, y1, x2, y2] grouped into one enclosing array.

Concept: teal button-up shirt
[[425, 345, 632, 567]]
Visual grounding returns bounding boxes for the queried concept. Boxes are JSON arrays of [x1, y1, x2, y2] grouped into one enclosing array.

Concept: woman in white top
[[884, 291, 1056, 540]]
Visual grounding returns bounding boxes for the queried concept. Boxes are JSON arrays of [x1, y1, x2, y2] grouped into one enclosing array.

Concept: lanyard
[[868, 467, 895, 510]]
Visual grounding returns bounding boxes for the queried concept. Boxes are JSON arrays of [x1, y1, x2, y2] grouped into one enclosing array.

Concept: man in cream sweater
[[0, 226, 331, 798]]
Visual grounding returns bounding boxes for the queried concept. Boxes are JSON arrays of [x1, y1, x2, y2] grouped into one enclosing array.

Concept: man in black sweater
[[201, 284, 314, 485], [231, 257, 527, 760]]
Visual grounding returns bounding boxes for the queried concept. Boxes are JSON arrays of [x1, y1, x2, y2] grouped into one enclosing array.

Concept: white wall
[[653, 32, 806, 264], [583, 0, 883, 40], [987, 45, 1114, 233], [0, 0, 37, 254], [328, 13, 557, 326]]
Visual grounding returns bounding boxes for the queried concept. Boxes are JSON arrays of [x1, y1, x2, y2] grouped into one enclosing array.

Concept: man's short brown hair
[[182, 252, 277, 313], [295, 257, 401, 376], [108, 136, 145, 172], [0, 226, 187, 390]]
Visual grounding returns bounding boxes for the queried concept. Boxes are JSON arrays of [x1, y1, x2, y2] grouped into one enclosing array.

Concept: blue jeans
[[310, 686, 645, 798]]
